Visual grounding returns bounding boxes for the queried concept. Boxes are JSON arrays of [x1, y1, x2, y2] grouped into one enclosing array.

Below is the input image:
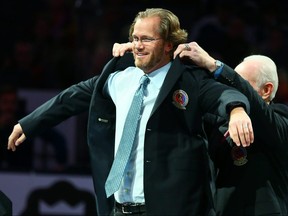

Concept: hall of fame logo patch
[[231, 146, 248, 166], [172, 90, 189, 110]]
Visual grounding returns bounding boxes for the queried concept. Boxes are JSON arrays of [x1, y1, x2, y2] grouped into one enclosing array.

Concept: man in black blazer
[[7, 9, 253, 216], [174, 42, 288, 215]]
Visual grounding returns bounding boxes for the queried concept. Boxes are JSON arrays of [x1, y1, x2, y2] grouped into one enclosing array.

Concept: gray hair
[[243, 55, 278, 100]]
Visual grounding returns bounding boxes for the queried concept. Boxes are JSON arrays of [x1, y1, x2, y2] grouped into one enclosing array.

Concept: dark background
[[1, 0, 288, 174]]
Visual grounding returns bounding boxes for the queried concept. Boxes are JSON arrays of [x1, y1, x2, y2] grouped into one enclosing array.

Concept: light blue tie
[[105, 75, 150, 198]]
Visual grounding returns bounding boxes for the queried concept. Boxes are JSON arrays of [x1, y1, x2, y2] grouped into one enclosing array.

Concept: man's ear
[[165, 42, 173, 55], [261, 82, 273, 101]]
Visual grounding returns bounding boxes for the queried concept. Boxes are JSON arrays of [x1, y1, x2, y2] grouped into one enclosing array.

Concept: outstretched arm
[[175, 42, 254, 146], [7, 76, 97, 152]]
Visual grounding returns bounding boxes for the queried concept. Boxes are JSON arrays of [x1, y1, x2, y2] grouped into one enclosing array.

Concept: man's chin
[[135, 60, 144, 68]]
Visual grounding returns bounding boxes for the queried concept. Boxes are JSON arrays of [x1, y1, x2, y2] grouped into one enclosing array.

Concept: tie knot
[[140, 75, 150, 87]]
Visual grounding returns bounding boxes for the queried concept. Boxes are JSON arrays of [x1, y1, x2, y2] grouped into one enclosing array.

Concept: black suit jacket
[[19, 53, 250, 215], [205, 64, 288, 215]]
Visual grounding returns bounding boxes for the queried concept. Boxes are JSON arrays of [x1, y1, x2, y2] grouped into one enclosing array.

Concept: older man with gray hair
[[173, 42, 288, 215]]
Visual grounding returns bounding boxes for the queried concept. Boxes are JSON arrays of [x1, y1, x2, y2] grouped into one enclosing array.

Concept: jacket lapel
[[151, 57, 185, 115]]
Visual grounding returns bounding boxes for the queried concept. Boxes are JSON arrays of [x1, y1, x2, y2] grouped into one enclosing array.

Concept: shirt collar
[[138, 62, 172, 90]]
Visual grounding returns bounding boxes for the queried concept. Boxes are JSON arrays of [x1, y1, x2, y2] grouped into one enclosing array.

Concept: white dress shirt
[[106, 62, 171, 203]]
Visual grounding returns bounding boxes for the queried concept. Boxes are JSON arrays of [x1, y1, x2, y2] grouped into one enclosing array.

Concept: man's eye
[[142, 38, 151, 42]]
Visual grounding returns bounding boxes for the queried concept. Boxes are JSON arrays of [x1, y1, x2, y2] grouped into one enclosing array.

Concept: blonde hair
[[129, 8, 188, 57]]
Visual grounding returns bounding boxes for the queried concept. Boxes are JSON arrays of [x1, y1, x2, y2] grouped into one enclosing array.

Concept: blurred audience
[[0, 85, 34, 171], [0, 85, 68, 172]]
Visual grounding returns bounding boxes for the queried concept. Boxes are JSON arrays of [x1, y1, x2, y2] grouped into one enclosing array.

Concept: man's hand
[[7, 123, 26, 151], [173, 42, 217, 72], [228, 107, 254, 147], [112, 42, 133, 57]]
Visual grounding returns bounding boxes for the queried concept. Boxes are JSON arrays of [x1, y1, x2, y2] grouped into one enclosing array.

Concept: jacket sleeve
[[19, 76, 98, 137], [216, 64, 288, 149], [196, 69, 250, 119], [19, 53, 135, 138]]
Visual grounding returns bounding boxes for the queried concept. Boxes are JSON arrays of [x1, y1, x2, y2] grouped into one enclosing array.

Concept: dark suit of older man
[[205, 64, 288, 215]]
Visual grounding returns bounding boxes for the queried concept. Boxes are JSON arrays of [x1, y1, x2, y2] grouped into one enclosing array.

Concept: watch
[[214, 60, 223, 71], [213, 60, 224, 78]]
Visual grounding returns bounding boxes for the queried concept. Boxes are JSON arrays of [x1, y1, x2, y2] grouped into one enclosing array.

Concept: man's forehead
[[134, 17, 160, 32]]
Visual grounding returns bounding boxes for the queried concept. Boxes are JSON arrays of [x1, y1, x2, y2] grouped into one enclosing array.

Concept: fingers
[[174, 43, 192, 59], [7, 134, 17, 152], [229, 121, 254, 147], [8, 133, 26, 151], [246, 123, 254, 144], [173, 42, 215, 70], [238, 123, 254, 147], [112, 42, 133, 57], [112, 43, 122, 57], [228, 123, 241, 146], [228, 107, 254, 147], [16, 133, 26, 146], [7, 124, 26, 151], [173, 45, 182, 59]]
